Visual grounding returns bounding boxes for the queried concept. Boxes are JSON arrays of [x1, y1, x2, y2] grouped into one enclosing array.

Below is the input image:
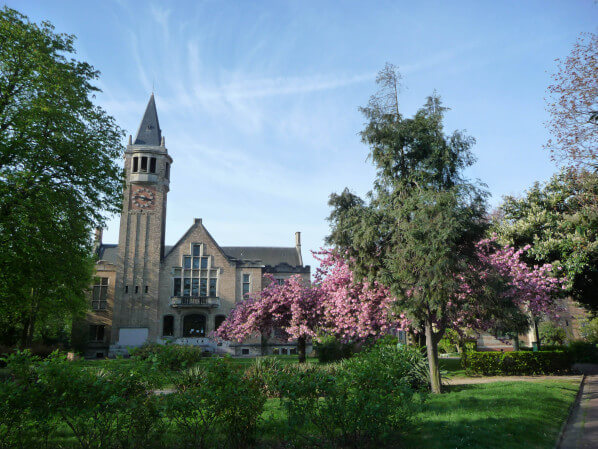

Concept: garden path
[[558, 364, 598, 449], [445, 375, 582, 385]]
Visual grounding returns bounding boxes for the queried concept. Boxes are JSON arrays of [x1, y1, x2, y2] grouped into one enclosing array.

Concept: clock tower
[[112, 94, 172, 344]]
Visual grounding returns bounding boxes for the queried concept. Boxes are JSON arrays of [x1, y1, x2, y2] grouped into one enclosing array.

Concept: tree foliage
[[0, 7, 124, 345], [493, 169, 598, 311], [326, 64, 489, 393], [545, 32, 598, 170]]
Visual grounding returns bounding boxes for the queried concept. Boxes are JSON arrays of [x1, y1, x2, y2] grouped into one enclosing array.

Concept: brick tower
[[111, 94, 172, 347]]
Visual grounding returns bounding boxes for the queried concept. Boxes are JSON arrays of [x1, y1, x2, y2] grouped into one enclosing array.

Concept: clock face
[[131, 186, 156, 210]]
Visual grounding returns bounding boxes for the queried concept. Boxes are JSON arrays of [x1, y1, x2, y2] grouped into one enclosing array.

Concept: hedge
[[464, 351, 573, 376]]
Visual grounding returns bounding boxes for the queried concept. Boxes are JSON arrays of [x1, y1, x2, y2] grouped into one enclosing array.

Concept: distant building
[[74, 95, 310, 358]]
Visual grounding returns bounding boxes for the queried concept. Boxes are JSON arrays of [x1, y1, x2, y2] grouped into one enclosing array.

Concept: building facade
[[77, 95, 310, 358]]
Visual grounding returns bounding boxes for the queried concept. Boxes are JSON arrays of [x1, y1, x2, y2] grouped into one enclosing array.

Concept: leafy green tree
[[493, 169, 598, 312], [538, 321, 566, 346], [326, 64, 489, 393], [0, 7, 124, 345]]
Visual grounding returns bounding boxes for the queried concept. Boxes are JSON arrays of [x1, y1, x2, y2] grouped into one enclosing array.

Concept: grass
[[439, 357, 467, 378], [402, 379, 579, 449], [2, 353, 580, 449]]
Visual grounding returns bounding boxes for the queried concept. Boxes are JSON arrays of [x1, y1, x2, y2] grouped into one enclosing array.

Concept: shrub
[[311, 345, 421, 448], [0, 351, 163, 449], [539, 321, 567, 346], [567, 340, 598, 363], [464, 351, 572, 376], [438, 337, 457, 354], [314, 335, 353, 363], [130, 342, 209, 370], [580, 317, 598, 343], [164, 358, 266, 449], [37, 353, 163, 449], [244, 356, 284, 397], [0, 376, 56, 449], [269, 344, 422, 448]]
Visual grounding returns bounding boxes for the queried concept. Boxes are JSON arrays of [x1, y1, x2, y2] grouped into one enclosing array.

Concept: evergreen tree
[[327, 64, 488, 393]]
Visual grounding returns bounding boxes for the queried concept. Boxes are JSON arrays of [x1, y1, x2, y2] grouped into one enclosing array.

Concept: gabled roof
[[221, 247, 302, 267], [133, 94, 162, 145], [97, 244, 118, 264], [163, 219, 231, 263]]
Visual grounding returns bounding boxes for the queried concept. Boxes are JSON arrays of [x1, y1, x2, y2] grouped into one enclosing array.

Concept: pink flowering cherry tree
[[215, 273, 323, 362]]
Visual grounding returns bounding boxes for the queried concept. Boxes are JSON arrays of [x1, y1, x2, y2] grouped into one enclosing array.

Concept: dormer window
[[140, 157, 148, 172], [132, 157, 138, 172], [150, 157, 156, 173]]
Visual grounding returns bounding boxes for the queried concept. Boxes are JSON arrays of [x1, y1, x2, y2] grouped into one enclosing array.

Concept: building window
[[276, 278, 285, 285], [183, 314, 206, 337], [214, 315, 226, 330], [92, 277, 108, 310], [135, 285, 139, 294], [140, 156, 148, 172], [145, 285, 149, 293], [165, 163, 170, 180], [163, 315, 174, 337], [241, 348, 250, 355], [132, 157, 138, 172], [89, 325, 105, 342], [173, 245, 218, 298], [149, 157, 156, 173], [242, 274, 250, 296], [125, 285, 129, 293]]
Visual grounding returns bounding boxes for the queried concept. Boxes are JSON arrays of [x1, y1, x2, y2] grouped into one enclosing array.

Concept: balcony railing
[[170, 296, 220, 308]]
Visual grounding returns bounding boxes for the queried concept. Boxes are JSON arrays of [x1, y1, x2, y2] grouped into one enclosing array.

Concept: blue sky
[[6, 0, 597, 271]]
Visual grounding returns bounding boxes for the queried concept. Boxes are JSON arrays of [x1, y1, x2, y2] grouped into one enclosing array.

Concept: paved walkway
[[558, 364, 598, 449], [445, 375, 582, 386]]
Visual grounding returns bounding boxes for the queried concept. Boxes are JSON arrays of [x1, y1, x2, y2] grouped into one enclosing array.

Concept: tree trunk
[[458, 340, 467, 367], [260, 332, 269, 356], [534, 318, 541, 350], [297, 336, 306, 363], [512, 333, 520, 351], [425, 320, 442, 394]]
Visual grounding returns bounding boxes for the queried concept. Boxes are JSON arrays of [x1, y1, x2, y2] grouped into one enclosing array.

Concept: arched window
[[183, 314, 206, 337], [214, 315, 226, 331], [163, 315, 174, 337]]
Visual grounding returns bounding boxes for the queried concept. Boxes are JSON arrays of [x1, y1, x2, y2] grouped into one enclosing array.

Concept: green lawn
[[402, 379, 579, 449], [439, 357, 467, 378]]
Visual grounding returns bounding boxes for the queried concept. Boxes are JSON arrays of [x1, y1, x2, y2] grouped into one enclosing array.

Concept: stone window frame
[[89, 324, 105, 342], [242, 273, 251, 297], [132, 156, 157, 174], [91, 277, 108, 310], [172, 243, 219, 298]]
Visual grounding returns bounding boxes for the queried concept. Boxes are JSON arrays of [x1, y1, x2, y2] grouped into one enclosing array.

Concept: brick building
[[77, 95, 310, 358]]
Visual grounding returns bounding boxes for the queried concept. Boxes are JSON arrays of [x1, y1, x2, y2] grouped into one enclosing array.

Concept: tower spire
[[133, 94, 162, 145]]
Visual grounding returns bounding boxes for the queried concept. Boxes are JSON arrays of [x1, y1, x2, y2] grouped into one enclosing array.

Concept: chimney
[[93, 227, 103, 253], [128, 135, 132, 145], [295, 232, 303, 266]]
